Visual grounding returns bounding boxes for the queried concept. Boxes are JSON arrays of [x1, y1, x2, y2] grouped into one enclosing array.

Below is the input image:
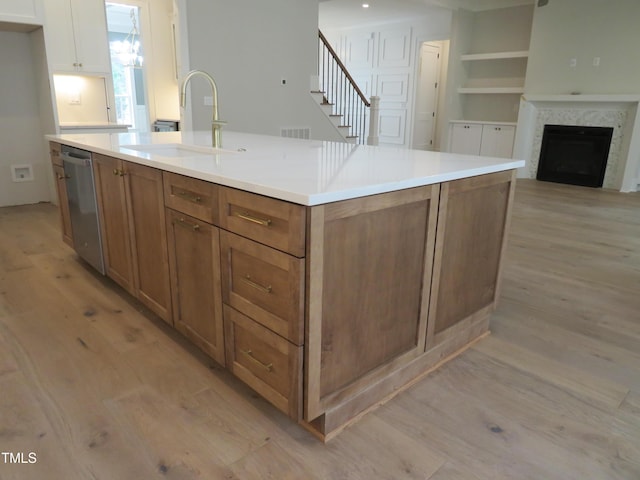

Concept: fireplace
[[536, 124, 614, 188]]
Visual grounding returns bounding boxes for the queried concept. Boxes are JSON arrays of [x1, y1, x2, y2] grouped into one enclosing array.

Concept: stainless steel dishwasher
[[60, 145, 105, 274]]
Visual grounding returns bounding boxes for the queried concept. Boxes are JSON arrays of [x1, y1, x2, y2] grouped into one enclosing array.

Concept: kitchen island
[[47, 130, 524, 440]]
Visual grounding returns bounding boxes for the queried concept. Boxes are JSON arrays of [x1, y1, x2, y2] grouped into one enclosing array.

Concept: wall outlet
[[203, 96, 213, 106], [569, 58, 577, 68], [593, 57, 600, 67]]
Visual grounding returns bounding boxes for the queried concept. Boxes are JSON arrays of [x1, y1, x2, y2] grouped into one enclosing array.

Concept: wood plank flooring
[[0, 179, 639, 479]]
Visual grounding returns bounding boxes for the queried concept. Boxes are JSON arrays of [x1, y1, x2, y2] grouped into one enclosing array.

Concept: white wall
[[0, 29, 51, 206], [178, 0, 342, 142], [525, 0, 640, 94]]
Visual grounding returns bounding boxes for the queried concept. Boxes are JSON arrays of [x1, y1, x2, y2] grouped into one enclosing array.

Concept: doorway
[[412, 43, 441, 151], [105, 2, 150, 132]]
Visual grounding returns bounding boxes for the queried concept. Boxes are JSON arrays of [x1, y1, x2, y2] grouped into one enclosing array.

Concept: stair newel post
[[367, 96, 380, 146]]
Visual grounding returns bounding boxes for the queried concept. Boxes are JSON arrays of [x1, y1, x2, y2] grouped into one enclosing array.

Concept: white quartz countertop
[[46, 131, 524, 206]]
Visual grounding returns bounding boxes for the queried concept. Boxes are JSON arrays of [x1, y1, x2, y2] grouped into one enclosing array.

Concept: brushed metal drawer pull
[[240, 349, 273, 372], [176, 190, 202, 203], [173, 217, 200, 231], [242, 274, 272, 294], [233, 211, 272, 227]]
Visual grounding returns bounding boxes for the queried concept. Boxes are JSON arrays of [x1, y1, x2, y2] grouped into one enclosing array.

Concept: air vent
[[281, 127, 310, 140]]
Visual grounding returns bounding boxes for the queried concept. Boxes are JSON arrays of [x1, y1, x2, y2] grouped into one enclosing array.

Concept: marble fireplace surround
[[513, 94, 640, 192]]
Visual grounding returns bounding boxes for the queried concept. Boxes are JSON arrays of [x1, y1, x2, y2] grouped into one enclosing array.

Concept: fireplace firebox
[[537, 125, 613, 188]]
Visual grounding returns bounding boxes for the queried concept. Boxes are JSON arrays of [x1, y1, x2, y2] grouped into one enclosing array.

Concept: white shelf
[[461, 51, 529, 61], [458, 87, 524, 94]]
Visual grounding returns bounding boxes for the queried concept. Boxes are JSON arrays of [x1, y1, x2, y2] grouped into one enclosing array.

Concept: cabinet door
[[449, 123, 483, 155], [305, 185, 439, 421], [166, 209, 224, 364], [427, 171, 515, 347], [93, 154, 135, 293], [125, 162, 172, 324], [43, 0, 110, 73], [43, 0, 78, 72], [69, 0, 110, 73], [0, 0, 43, 25], [52, 164, 74, 247], [480, 125, 515, 159]]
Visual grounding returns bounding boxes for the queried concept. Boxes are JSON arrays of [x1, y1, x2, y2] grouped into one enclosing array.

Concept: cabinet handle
[[56, 173, 70, 180], [176, 190, 202, 203], [173, 217, 200, 231], [241, 274, 272, 294], [240, 349, 273, 372], [233, 211, 272, 227], [112, 168, 125, 176]]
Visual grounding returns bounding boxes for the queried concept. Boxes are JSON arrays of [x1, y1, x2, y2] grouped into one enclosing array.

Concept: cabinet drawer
[[220, 231, 304, 345], [218, 186, 306, 257], [163, 172, 218, 223], [224, 305, 302, 420]]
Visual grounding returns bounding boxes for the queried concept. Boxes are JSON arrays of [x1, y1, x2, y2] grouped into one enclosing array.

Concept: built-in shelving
[[461, 50, 528, 61]]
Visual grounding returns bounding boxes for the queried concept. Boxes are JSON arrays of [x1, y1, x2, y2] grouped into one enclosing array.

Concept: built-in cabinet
[[50, 142, 517, 440], [49, 142, 73, 247], [43, 0, 111, 73], [93, 153, 172, 323], [0, 0, 43, 26], [163, 173, 225, 365], [449, 121, 515, 158], [445, 5, 534, 153], [219, 186, 306, 419]]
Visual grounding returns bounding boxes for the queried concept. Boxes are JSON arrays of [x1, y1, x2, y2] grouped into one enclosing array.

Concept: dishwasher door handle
[[61, 151, 92, 167]]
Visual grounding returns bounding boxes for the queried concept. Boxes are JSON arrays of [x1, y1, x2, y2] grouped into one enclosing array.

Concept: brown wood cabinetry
[[218, 186, 306, 257], [54, 139, 518, 441], [163, 172, 224, 364], [428, 170, 516, 348], [165, 204, 225, 365], [49, 142, 73, 247], [224, 306, 302, 419], [93, 154, 172, 323], [305, 185, 440, 422], [93, 153, 134, 293], [220, 231, 304, 345], [218, 188, 306, 418]]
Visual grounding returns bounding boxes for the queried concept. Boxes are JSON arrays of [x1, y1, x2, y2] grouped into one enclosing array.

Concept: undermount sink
[[120, 143, 239, 158]]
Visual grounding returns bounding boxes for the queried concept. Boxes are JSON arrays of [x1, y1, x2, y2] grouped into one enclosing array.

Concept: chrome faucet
[[179, 69, 225, 149]]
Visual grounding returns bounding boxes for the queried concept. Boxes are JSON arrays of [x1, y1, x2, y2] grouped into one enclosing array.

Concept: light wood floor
[[0, 179, 639, 479]]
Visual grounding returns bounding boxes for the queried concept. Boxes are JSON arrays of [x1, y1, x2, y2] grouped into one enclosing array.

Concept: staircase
[[309, 91, 358, 143], [312, 30, 379, 146]]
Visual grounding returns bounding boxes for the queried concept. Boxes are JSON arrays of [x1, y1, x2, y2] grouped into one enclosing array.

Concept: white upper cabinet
[[0, 0, 43, 26], [43, 0, 110, 74]]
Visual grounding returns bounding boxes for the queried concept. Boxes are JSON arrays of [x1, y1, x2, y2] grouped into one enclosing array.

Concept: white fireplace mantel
[[513, 94, 640, 192]]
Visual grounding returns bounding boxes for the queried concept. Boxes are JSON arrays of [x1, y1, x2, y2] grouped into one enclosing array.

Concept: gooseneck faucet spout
[[179, 69, 225, 149]]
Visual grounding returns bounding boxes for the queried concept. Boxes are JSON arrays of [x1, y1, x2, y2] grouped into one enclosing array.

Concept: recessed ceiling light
[[362, 3, 369, 8]]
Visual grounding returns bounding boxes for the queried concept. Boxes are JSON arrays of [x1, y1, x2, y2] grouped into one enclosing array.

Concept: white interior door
[[412, 43, 441, 151]]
